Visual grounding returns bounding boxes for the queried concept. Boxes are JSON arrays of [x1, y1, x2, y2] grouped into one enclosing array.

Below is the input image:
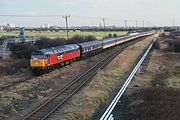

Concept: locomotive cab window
[[45, 55, 50, 59], [31, 54, 44, 59]]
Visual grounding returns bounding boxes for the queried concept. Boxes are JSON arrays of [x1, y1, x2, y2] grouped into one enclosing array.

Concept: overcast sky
[[0, 0, 179, 27]]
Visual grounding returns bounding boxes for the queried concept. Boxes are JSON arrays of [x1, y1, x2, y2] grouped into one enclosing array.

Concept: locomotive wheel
[[65, 61, 70, 65], [61, 62, 65, 67]]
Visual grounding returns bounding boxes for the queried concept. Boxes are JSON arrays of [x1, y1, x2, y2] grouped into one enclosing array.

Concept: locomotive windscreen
[[31, 51, 44, 59]]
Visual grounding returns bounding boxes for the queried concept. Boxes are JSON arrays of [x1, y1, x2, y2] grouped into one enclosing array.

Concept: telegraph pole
[[173, 18, 175, 27], [142, 20, 145, 29], [101, 18, 107, 36], [135, 20, 138, 30], [62, 15, 70, 40], [124, 20, 128, 31]]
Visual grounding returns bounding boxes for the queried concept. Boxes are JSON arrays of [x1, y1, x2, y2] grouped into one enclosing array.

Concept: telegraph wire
[[0, 14, 156, 27]]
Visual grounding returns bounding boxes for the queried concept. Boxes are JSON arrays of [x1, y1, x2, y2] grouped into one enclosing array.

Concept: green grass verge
[[0, 31, 127, 38]]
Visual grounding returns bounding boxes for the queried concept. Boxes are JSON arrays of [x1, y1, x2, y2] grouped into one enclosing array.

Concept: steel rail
[[100, 37, 157, 120], [23, 33, 154, 120], [23, 40, 130, 120]]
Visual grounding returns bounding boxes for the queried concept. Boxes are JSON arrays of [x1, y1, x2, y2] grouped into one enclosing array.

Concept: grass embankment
[[124, 87, 180, 120], [122, 33, 180, 120], [0, 31, 127, 38], [61, 36, 153, 120]]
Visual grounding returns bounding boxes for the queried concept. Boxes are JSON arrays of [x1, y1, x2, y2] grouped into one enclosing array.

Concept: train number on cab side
[[57, 54, 63, 60]]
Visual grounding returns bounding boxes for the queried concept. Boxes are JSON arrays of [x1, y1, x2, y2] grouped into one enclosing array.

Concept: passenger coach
[[77, 40, 103, 57], [102, 38, 116, 49]]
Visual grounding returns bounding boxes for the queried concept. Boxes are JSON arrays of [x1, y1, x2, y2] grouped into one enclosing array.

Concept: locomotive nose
[[30, 59, 45, 67]]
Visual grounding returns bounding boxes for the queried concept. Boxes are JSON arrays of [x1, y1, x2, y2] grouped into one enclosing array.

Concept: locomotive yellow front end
[[30, 51, 46, 68], [30, 59, 45, 67]]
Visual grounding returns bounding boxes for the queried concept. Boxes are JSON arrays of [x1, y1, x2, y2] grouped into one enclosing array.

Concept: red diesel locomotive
[[30, 44, 80, 71]]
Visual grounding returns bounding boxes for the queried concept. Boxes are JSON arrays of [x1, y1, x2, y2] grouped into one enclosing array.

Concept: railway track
[[100, 37, 157, 120], [23, 36, 151, 120]]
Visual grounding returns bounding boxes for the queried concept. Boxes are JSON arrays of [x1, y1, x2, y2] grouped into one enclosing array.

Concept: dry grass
[[124, 87, 180, 120], [121, 33, 180, 120], [0, 59, 29, 75], [62, 36, 154, 120], [1, 45, 127, 119], [164, 76, 180, 88], [128, 45, 180, 91]]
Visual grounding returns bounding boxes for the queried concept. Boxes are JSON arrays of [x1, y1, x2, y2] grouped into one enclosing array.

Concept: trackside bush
[[153, 40, 160, 49], [108, 33, 112, 38], [10, 35, 96, 59], [10, 43, 37, 59], [166, 40, 180, 52], [113, 34, 117, 38]]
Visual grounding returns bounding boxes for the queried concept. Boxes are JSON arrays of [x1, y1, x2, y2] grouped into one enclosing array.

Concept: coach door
[[47, 55, 50, 65]]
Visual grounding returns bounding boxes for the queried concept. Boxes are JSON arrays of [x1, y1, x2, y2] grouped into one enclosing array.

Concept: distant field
[[0, 31, 127, 38]]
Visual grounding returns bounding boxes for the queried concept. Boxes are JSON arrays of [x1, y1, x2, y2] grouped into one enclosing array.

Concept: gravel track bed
[[48, 36, 154, 120], [0, 42, 123, 120]]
